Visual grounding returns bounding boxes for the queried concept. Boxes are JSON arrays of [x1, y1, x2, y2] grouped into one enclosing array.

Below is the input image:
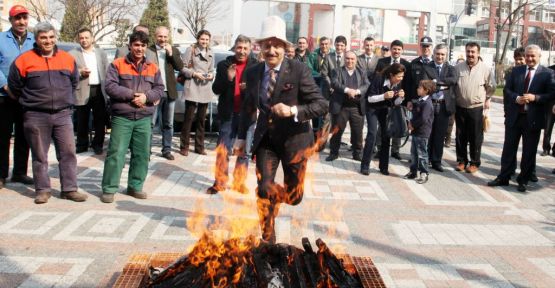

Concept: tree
[[140, 0, 171, 44], [490, 0, 547, 83], [171, 0, 225, 38], [60, 0, 88, 41], [27, 0, 147, 44]]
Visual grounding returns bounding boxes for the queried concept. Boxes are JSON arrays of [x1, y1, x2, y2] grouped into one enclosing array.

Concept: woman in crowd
[[360, 63, 405, 175], [179, 30, 215, 156]]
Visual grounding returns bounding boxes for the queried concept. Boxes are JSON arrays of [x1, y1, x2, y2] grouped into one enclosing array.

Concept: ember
[[146, 235, 363, 288]]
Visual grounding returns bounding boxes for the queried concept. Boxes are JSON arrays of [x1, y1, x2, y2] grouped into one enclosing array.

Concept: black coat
[[408, 56, 436, 102], [212, 54, 257, 122], [504, 65, 555, 130], [238, 58, 328, 156], [329, 67, 369, 115], [148, 45, 184, 100], [375, 56, 411, 97]]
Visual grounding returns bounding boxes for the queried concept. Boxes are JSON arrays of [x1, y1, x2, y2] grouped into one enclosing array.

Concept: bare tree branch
[[171, 0, 224, 37]]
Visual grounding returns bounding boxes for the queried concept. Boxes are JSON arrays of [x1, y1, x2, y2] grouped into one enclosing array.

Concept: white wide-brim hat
[[257, 16, 292, 46]]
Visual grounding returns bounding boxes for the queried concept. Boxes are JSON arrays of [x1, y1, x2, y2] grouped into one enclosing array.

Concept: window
[[529, 9, 542, 21], [545, 10, 555, 23]]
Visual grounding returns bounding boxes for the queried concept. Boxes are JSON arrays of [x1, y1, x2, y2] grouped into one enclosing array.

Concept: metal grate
[[113, 252, 387, 288]]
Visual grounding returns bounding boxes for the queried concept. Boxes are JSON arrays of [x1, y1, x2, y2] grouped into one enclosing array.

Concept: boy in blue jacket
[[404, 80, 435, 184]]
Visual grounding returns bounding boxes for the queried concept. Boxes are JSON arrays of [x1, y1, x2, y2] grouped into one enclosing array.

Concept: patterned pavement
[[0, 100, 554, 288]]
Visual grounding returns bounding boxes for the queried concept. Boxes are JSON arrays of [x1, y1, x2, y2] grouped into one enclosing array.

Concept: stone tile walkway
[[0, 101, 554, 287]]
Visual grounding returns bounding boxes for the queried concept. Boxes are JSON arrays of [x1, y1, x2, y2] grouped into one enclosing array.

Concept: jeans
[[152, 95, 175, 153], [410, 136, 429, 174], [214, 113, 249, 186]]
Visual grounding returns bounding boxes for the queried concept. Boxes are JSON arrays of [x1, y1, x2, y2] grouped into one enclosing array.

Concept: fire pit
[[113, 236, 386, 288]]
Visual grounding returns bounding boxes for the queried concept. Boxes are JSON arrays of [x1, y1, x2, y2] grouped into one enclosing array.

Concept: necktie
[[393, 58, 399, 64], [267, 69, 277, 100], [520, 67, 534, 113], [366, 57, 370, 67], [423, 58, 429, 64], [436, 65, 441, 77], [336, 55, 341, 67]]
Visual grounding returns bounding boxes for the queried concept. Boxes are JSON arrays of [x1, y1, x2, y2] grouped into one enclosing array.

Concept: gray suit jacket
[[69, 47, 109, 106], [356, 53, 379, 75]]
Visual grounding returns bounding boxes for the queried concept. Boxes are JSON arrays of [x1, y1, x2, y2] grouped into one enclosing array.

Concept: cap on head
[[257, 16, 292, 47], [9, 5, 29, 17], [420, 36, 433, 46]]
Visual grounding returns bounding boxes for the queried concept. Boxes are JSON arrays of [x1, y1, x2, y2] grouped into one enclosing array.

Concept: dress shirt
[[156, 45, 168, 91], [82, 49, 100, 85]]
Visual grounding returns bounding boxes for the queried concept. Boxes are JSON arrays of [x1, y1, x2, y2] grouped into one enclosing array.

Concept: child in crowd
[[404, 80, 435, 184]]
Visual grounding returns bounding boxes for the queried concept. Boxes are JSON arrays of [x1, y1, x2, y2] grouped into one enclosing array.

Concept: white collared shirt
[[156, 45, 168, 91], [524, 64, 539, 91], [368, 78, 402, 105], [82, 49, 100, 85]]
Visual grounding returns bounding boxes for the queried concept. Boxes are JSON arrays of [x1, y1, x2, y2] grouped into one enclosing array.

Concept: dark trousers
[[75, 85, 106, 150], [428, 102, 450, 165], [0, 96, 30, 179], [255, 134, 307, 243], [180, 100, 208, 152], [455, 106, 484, 167], [329, 106, 363, 156], [410, 136, 429, 174], [361, 107, 389, 171], [498, 114, 542, 184], [23, 110, 77, 193], [214, 113, 249, 186], [542, 100, 555, 153]]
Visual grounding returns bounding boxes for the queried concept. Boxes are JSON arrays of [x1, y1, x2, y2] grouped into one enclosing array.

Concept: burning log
[[146, 235, 362, 288]]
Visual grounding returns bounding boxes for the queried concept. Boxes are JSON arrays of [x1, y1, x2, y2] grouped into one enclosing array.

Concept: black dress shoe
[[552, 168, 555, 174], [352, 154, 362, 161], [541, 150, 550, 156], [380, 169, 390, 176], [93, 147, 103, 155], [391, 152, 401, 160], [517, 182, 527, 192], [195, 150, 207, 155], [530, 174, 538, 183], [206, 185, 225, 194], [0, 178, 5, 189], [403, 172, 417, 179], [431, 164, 444, 172], [11, 175, 34, 185], [360, 167, 370, 175], [162, 152, 175, 160], [325, 154, 338, 161], [487, 178, 509, 187]]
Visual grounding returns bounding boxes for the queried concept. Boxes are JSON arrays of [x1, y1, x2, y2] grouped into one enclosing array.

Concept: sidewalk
[[0, 101, 554, 287]]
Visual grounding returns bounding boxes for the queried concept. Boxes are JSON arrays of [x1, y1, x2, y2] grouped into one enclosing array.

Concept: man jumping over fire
[[233, 16, 328, 244]]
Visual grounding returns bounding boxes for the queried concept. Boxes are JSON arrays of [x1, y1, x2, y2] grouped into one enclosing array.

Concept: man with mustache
[[234, 16, 327, 243], [0, 5, 34, 189]]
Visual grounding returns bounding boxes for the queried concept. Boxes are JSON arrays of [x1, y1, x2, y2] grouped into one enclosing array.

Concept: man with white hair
[[234, 16, 327, 243], [488, 45, 555, 192]]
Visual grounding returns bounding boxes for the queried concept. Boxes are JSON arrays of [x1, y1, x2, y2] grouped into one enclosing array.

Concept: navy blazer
[[329, 67, 369, 115], [504, 65, 555, 130], [238, 58, 328, 156]]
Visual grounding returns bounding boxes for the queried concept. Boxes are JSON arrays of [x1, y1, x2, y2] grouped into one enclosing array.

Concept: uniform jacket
[[69, 47, 109, 105], [0, 30, 35, 97], [329, 67, 369, 115], [180, 45, 215, 103], [238, 58, 328, 156], [408, 56, 435, 102], [105, 54, 164, 120], [8, 45, 78, 111], [429, 61, 459, 114], [504, 65, 555, 130], [212, 54, 257, 122], [148, 45, 184, 100]]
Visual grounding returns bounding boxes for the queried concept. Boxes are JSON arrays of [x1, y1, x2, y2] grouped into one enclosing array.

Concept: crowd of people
[[0, 5, 554, 240]]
